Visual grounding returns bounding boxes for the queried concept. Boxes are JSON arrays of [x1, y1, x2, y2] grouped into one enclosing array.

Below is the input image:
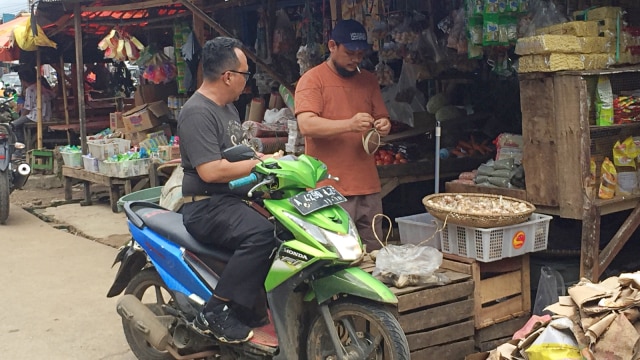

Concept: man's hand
[[350, 113, 375, 133], [374, 118, 391, 136]]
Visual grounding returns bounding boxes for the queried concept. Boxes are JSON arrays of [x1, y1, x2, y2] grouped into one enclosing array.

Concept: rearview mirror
[[222, 144, 257, 162]]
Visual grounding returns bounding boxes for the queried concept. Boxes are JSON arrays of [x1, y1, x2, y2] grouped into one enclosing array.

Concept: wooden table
[[62, 166, 149, 212]]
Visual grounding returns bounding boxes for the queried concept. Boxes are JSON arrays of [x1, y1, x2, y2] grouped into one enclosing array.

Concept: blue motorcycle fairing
[[128, 222, 214, 301]]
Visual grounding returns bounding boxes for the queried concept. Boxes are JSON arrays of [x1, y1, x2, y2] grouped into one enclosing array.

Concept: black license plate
[[289, 185, 347, 215]]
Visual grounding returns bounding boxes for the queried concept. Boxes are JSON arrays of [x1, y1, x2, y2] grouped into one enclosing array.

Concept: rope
[[372, 213, 393, 249]]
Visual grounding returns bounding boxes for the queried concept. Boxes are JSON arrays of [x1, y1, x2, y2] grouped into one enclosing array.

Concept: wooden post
[[36, 50, 43, 150], [74, 2, 91, 205], [192, 0, 205, 88], [60, 54, 71, 144]]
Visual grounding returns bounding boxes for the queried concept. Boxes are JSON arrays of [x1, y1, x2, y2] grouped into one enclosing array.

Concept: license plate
[[289, 185, 347, 215]]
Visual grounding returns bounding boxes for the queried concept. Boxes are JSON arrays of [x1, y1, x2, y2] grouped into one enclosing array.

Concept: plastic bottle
[[439, 148, 450, 159]]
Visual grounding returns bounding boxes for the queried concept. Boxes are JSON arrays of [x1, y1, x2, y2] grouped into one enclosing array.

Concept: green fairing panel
[[310, 267, 397, 305], [264, 199, 351, 234]]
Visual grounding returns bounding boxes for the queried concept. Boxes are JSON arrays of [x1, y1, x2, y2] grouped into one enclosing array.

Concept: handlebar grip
[[228, 173, 258, 190]]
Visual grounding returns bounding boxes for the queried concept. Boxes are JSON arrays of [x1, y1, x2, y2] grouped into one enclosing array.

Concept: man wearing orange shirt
[[294, 19, 391, 251]]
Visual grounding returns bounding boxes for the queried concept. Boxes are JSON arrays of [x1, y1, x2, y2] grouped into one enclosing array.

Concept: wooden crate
[[441, 254, 531, 329], [360, 261, 476, 359], [473, 314, 530, 352]]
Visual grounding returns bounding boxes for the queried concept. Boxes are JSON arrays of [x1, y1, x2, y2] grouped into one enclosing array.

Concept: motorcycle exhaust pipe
[[116, 294, 172, 351], [12, 163, 30, 189]]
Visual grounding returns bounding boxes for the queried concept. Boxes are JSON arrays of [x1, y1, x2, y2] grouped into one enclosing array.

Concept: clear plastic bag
[[533, 266, 566, 316], [373, 244, 450, 288]]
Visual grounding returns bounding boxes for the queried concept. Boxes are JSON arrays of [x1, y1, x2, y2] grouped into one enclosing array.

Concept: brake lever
[[247, 178, 274, 198]]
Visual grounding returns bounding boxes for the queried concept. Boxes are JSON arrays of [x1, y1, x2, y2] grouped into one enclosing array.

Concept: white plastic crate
[[395, 213, 440, 249], [82, 155, 100, 172], [100, 158, 151, 178], [60, 151, 83, 167], [87, 138, 131, 160], [436, 213, 552, 262]]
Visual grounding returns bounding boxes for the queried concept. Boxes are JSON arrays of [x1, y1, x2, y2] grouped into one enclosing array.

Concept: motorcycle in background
[[0, 97, 31, 224]]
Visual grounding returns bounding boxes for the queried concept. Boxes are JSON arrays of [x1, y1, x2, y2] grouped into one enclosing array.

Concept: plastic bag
[[532, 266, 565, 316], [373, 244, 450, 288]]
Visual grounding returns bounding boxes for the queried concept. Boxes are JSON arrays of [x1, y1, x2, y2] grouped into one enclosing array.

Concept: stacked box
[[360, 260, 476, 359], [535, 21, 599, 37], [441, 254, 531, 330], [518, 53, 613, 73]]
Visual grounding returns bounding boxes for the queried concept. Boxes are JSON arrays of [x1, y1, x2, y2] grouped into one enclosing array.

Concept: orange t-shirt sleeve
[[294, 72, 323, 116]]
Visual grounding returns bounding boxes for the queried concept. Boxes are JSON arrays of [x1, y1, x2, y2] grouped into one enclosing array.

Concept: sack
[[159, 166, 184, 212], [13, 16, 57, 51]]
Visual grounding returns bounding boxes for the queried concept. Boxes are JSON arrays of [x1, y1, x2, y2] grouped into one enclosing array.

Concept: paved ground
[[1, 204, 136, 359]]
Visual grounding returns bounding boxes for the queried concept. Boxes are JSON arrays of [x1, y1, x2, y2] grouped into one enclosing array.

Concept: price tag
[[289, 186, 347, 215]]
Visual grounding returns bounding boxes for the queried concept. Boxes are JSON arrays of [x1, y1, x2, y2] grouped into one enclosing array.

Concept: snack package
[[599, 157, 617, 199], [596, 76, 614, 126], [613, 137, 638, 195]]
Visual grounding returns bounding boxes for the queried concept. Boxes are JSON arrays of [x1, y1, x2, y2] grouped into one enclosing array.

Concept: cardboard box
[[134, 81, 177, 106], [123, 101, 171, 133], [110, 112, 124, 130], [125, 123, 172, 146], [158, 145, 180, 161]]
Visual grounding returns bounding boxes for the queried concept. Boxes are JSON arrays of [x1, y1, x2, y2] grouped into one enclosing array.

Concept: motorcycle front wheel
[[306, 300, 410, 360], [123, 269, 175, 360], [0, 170, 10, 225]]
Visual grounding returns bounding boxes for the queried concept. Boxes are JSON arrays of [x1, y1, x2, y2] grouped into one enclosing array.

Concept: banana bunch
[[98, 29, 145, 62]]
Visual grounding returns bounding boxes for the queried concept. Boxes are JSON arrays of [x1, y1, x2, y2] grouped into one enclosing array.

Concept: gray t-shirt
[[178, 92, 247, 196]]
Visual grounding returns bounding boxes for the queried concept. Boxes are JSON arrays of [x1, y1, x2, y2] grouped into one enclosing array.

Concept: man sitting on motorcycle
[[177, 36, 278, 344]]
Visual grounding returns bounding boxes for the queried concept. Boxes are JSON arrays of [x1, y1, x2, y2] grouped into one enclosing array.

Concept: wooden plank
[[553, 75, 590, 219], [406, 320, 474, 351], [445, 182, 528, 201], [474, 314, 530, 343], [521, 255, 531, 313], [477, 336, 513, 352], [398, 299, 474, 334], [477, 295, 527, 329], [410, 338, 475, 360], [82, 0, 175, 12], [441, 257, 473, 275], [479, 256, 523, 274], [397, 280, 474, 313], [390, 270, 471, 297], [520, 75, 559, 207], [479, 270, 522, 304]]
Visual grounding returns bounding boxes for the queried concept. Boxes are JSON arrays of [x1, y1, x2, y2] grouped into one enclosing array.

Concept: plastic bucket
[[117, 186, 163, 212]]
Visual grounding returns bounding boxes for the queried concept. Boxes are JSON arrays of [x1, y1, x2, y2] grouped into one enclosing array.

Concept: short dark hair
[[202, 37, 243, 81], [18, 68, 37, 84]]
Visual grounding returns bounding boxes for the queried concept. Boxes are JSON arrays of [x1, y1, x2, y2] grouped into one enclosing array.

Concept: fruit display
[[374, 147, 408, 166]]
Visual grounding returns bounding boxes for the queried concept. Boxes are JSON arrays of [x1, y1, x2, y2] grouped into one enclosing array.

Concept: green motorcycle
[[108, 144, 410, 360]]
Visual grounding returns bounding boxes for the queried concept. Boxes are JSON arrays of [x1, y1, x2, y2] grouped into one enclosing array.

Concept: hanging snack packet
[[613, 137, 638, 195], [598, 157, 617, 199], [596, 76, 614, 126]]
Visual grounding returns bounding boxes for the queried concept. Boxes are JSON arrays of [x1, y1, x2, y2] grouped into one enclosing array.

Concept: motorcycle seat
[[131, 206, 233, 263]]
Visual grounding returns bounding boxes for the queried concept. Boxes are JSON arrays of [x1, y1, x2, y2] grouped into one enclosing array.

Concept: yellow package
[[613, 137, 639, 195], [599, 157, 617, 199]]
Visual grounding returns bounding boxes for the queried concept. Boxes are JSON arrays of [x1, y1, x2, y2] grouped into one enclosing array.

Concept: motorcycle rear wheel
[[0, 170, 10, 225], [123, 269, 175, 360], [306, 300, 410, 360]]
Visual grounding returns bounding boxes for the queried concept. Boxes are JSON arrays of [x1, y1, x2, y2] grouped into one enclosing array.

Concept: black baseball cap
[[331, 19, 370, 51]]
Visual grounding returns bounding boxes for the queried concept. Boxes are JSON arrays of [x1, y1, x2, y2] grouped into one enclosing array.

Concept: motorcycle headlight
[[284, 213, 362, 261]]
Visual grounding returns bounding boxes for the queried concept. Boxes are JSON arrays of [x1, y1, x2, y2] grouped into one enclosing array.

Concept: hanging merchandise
[[296, 44, 323, 76], [174, 23, 191, 94], [98, 28, 145, 62], [255, 8, 271, 62], [13, 16, 57, 51], [142, 51, 177, 85], [181, 31, 202, 93], [375, 61, 394, 86]]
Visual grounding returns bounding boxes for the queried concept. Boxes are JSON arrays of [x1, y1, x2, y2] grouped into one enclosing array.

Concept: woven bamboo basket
[[422, 193, 536, 228]]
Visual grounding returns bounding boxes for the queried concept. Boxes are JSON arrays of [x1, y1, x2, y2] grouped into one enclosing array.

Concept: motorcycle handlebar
[[228, 173, 258, 190]]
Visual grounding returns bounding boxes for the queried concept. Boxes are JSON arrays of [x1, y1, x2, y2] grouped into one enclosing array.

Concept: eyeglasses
[[222, 70, 252, 82]]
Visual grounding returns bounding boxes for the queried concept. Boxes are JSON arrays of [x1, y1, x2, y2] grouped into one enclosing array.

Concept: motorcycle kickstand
[[319, 303, 347, 360]]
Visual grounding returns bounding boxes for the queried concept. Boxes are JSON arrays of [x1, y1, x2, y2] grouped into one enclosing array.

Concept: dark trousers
[[181, 193, 277, 310], [11, 115, 32, 144]]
